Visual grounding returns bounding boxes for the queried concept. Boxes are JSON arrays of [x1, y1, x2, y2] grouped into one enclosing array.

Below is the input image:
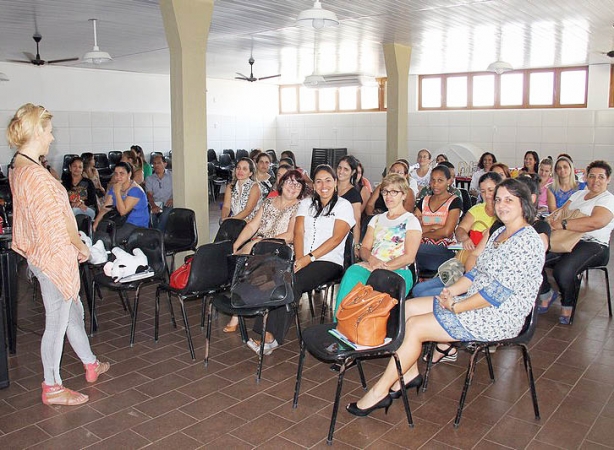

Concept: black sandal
[[422, 344, 458, 365]]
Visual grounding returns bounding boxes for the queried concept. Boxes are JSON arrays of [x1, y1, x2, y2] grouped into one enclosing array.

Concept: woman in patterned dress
[[347, 178, 544, 417], [221, 157, 261, 222]]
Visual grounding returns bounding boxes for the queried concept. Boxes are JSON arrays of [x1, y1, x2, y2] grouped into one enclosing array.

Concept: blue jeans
[[416, 243, 455, 272], [152, 206, 173, 231], [411, 276, 445, 297]]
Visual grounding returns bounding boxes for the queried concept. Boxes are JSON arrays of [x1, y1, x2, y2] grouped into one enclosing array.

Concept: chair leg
[[129, 287, 141, 347], [292, 341, 307, 408], [238, 316, 249, 343], [484, 347, 495, 381], [521, 344, 540, 420], [356, 360, 367, 389], [200, 295, 207, 329], [119, 291, 131, 315], [204, 298, 213, 367], [422, 342, 436, 392], [167, 290, 176, 328], [394, 353, 414, 428], [307, 291, 315, 320], [154, 287, 161, 342], [293, 302, 303, 342], [604, 268, 612, 317], [179, 297, 196, 361], [454, 346, 482, 427], [256, 311, 268, 382], [327, 364, 346, 444]]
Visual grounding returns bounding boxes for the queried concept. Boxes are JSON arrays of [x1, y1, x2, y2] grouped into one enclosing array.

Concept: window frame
[[418, 66, 588, 111]]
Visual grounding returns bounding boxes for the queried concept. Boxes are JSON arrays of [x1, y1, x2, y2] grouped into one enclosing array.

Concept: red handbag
[[169, 257, 193, 289]]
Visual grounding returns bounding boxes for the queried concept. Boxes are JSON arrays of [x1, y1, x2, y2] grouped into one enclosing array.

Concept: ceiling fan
[[8, 33, 79, 66], [235, 57, 281, 82]]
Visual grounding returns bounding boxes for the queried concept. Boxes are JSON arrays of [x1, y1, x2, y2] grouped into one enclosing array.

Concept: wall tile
[[91, 112, 113, 127], [516, 127, 542, 144], [134, 113, 153, 128], [114, 127, 134, 143], [566, 127, 594, 145], [594, 127, 614, 145], [134, 127, 153, 144], [69, 128, 93, 145], [567, 110, 594, 127], [69, 111, 91, 127], [92, 127, 114, 144], [542, 110, 568, 127], [541, 126, 568, 144], [595, 110, 614, 127], [516, 110, 543, 127], [113, 112, 133, 127]]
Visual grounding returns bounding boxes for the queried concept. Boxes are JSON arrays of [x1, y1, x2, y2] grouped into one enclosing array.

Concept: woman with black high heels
[[347, 178, 544, 417]]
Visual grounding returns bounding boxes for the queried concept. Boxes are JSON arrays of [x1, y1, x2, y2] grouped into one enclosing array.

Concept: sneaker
[[247, 338, 279, 356]]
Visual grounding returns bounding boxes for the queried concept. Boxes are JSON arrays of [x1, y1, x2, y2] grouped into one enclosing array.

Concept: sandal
[[559, 306, 573, 325], [84, 360, 110, 383], [41, 383, 89, 406], [538, 291, 558, 314], [223, 320, 239, 333], [423, 344, 458, 365]]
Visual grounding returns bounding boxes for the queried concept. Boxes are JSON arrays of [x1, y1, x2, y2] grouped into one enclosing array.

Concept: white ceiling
[[0, 0, 613, 83]]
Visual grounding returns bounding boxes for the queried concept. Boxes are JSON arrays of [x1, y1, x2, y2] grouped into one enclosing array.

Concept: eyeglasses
[[381, 189, 401, 197], [284, 179, 302, 187]]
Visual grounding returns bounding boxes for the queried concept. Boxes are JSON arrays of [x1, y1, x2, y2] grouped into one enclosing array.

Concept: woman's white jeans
[[29, 263, 97, 386]]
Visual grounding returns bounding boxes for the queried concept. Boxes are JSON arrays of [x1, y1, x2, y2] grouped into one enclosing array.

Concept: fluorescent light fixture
[[0, 72, 9, 82], [296, 0, 339, 29], [83, 19, 112, 65], [487, 60, 513, 74]]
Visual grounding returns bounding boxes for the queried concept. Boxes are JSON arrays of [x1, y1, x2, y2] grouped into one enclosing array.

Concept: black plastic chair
[[208, 162, 227, 202], [205, 241, 298, 381], [422, 302, 541, 427], [207, 149, 218, 165], [213, 218, 247, 243], [216, 154, 234, 182], [108, 151, 122, 169], [91, 228, 167, 345], [458, 188, 473, 217], [293, 269, 412, 444], [163, 208, 198, 274], [236, 149, 249, 160], [223, 149, 236, 162], [308, 230, 354, 323], [92, 153, 110, 170], [156, 240, 233, 360], [581, 262, 612, 322], [76, 215, 93, 238]]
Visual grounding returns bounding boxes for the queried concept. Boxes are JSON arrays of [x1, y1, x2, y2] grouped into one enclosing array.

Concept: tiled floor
[[1, 206, 614, 449]]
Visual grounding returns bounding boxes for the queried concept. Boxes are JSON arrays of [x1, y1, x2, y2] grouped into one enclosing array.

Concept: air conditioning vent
[[303, 73, 377, 88]]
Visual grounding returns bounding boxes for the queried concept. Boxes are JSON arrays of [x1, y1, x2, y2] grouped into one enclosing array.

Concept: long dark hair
[[495, 178, 536, 223], [338, 155, 358, 185], [522, 151, 539, 173], [478, 152, 497, 170], [311, 164, 338, 218], [61, 156, 84, 189]]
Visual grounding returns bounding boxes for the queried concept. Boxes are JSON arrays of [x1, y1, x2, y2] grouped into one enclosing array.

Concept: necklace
[[17, 152, 40, 165]]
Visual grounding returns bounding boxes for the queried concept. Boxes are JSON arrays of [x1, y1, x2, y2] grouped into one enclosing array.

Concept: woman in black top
[[336, 155, 362, 252], [62, 156, 97, 220]]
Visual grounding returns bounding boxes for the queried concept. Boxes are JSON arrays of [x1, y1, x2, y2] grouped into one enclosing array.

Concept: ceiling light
[[296, 0, 339, 29], [0, 72, 9, 82], [83, 19, 112, 65], [487, 60, 513, 74]]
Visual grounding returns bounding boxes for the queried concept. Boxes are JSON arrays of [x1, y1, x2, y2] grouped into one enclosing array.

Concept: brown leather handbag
[[336, 282, 398, 347]]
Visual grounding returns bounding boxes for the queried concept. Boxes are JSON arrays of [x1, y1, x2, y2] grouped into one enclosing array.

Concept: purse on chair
[[550, 209, 587, 253], [335, 282, 398, 346], [230, 244, 295, 309]]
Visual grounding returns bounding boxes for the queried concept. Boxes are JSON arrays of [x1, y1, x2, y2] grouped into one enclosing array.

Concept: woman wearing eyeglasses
[[544, 160, 614, 324], [334, 173, 422, 312]]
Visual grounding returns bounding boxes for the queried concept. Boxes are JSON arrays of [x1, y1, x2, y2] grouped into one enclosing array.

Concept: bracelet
[[450, 300, 458, 314]]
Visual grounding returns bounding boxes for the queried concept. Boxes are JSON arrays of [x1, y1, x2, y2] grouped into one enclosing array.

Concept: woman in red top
[[7, 104, 110, 406]]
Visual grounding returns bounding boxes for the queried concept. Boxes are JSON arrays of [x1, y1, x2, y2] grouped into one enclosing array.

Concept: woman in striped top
[[7, 104, 110, 406]]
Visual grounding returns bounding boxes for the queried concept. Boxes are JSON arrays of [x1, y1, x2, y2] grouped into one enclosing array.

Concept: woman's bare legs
[[355, 298, 455, 410]]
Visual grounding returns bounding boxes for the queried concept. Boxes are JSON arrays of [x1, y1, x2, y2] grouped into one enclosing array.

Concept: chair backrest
[[236, 149, 249, 160], [207, 161, 215, 177], [207, 149, 218, 163], [164, 208, 198, 251], [62, 154, 79, 173], [502, 302, 540, 345], [218, 153, 233, 168], [265, 149, 278, 163], [366, 269, 407, 340], [214, 218, 247, 243], [93, 153, 110, 169], [458, 188, 472, 215], [223, 149, 236, 161], [76, 215, 93, 238], [125, 227, 166, 278], [342, 230, 355, 270], [108, 151, 122, 168], [185, 240, 234, 292]]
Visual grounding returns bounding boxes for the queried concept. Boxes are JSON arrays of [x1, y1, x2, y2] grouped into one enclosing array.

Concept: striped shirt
[[10, 164, 80, 300]]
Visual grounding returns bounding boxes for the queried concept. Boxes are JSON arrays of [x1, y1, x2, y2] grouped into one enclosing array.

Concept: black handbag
[[103, 207, 128, 228], [230, 245, 295, 309]]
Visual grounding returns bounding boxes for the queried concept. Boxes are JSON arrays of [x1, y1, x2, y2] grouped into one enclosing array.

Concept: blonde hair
[[380, 173, 410, 195], [6, 103, 53, 149], [552, 156, 578, 192]]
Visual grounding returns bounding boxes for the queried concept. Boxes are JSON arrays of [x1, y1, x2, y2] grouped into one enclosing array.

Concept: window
[[279, 78, 387, 114], [419, 66, 588, 110]]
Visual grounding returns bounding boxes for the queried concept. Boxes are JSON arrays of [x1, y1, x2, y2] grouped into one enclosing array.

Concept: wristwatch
[[561, 219, 568, 230], [450, 299, 458, 314], [308, 252, 316, 262]]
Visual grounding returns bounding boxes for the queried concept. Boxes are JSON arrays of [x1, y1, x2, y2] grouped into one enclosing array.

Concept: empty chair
[[156, 240, 233, 360], [92, 153, 110, 169], [213, 218, 246, 243], [208, 162, 227, 202], [236, 149, 249, 160], [207, 149, 218, 164], [293, 269, 412, 444], [108, 151, 122, 169], [91, 228, 167, 345], [216, 153, 234, 182], [164, 208, 198, 273], [222, 149, 236, 162]]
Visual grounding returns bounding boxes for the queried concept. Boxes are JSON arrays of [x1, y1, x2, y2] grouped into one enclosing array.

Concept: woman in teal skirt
[[335, 173, 422, 313]]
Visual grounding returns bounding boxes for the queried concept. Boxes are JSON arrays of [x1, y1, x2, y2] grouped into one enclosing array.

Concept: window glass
[[421, 77, 441, 108], [447, 76, 468, 107], [361, 85, 379, 109], [280, 87, 297, 113], [299, 87, 316, 112], [560, 70, 586, 105], [472, 74, 495, 107], [500, 72, 523, 106], [339, 86, 357, 110], [318, 88, 336, 111], [529, 71, 554, 105]]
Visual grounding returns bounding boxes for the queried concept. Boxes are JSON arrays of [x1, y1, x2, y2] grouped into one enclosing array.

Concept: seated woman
[[547, 156, 585, 212], [336, 155, 362, 252], [266, 163, 292, 199], [93, 162, 149, 245], [537, 158, 553, 212], [366, 160, 416, 216], [469, 152, 496, 197], [223, 170, 306, 333], [409, 149, 432, 191], [62, 156, 97, 220], [335, 174, 422, 312], [82, 153, 106, 211], [490, 162, 510, 180], [543, 160, 614, 324], [221, 157, 261, 223], [131, 145, 152, 179], [521, 150, 539, 175], [280, 150, 313, 187], [355, 159, 372, 212], [255, 152, 275, 198], [414, 165, 462, 272], [347, 179, 545, 416], [412, 171, 501, 297], [247, 165, 355, 355], [121, 150, 144, 185]]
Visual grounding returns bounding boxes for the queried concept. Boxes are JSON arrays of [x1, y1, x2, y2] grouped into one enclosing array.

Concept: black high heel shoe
[[346, 394, 392, 417], [389, 374, 423, 400]]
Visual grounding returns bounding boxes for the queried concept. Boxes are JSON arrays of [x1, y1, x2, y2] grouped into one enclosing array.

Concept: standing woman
[[255, 152, 275, 198], [248, 165, 355, 355], [336, 155, 362, 252], [410, 149, 432, 191], [414, 165, 463, 271], [547, 156, 585, 212], [7, 104, 109, 406], [221, 157, 261, 222], [62, 156, 98, 220], [521, 151, 539, 174]]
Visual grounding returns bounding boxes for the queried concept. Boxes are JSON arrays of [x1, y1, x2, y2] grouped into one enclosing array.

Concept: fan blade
[[236, 72, 249, 79], [48, 57, 79, 64], [6, 59, 33, 64], [235, 76, 248, 80], [23, 52, 36, 61], [258, 74, 281, 81]]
